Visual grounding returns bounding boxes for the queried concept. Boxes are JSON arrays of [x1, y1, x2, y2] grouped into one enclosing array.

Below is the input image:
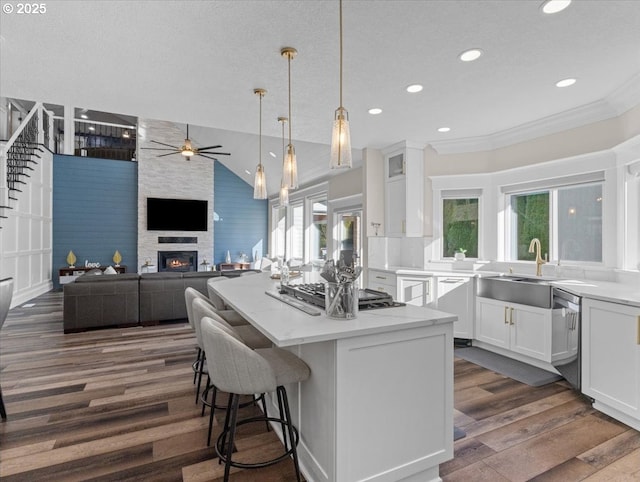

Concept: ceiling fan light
[[283, 144, 298, 189], [253, 163, 267, 199], [330, 107, 352, 169], [181, 148, 194, 158]]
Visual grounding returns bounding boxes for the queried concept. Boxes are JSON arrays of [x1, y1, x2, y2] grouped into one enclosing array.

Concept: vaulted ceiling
[[2, 0, 639, 194]]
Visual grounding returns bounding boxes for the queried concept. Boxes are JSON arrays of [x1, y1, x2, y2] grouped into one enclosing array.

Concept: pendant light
[[278, 116, 289, 206], [330, 0, 352, 169], [281, 47, 299, 189], [253, 88, 267, 199]]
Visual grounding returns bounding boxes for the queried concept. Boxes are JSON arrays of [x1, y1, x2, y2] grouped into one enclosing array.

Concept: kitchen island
[[211, 272, 456, 482]]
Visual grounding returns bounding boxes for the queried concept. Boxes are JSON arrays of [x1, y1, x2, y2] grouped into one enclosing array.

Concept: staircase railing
[[0, 103, 54, 218]]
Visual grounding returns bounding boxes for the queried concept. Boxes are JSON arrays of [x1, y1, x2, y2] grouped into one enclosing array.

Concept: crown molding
[[429, 73, 640, 155]]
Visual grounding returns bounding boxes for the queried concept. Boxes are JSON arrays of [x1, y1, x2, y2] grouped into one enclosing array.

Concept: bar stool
[[201, 316, 310, 481], [206, 277, 249, 326]]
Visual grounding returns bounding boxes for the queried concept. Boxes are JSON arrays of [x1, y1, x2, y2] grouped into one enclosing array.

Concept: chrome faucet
[[528, 238, 546, 276]]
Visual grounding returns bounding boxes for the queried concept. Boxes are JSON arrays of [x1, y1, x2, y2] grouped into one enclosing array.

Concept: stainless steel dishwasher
[[552, 288, 581, 390]]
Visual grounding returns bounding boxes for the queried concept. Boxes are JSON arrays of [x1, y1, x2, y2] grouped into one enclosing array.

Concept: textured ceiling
[[2, 0, 639, 194]]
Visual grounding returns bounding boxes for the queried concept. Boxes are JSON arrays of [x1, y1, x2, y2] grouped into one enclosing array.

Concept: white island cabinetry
[[212, 272, 455, 482], [582, 298, 640, 431]]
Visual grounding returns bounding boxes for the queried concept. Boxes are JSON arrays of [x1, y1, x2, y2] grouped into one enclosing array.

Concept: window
[[290, 202, 304, 260], [335, 209, 362, 265], [442, 198, 479, 258], [510, 182, 602, 263], [272, 206, 286, 258], [309, 199, 327, 261]]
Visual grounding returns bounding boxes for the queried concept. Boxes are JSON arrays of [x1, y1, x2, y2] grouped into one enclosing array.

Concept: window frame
[[505, 181, 604, 265]]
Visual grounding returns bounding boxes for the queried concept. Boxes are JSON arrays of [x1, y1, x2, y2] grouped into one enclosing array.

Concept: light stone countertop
[[370, 266, 640, 307], [210, 271, 457, 347]]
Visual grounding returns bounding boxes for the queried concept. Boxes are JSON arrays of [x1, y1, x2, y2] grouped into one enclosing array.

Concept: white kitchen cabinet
[[367, 269, 397, 296], [436, 276, 474, 339], [475, 296, 552, 362], [383, 142, 424, 237], [398, 275, 432, 307], [582, 298, 640, 431]]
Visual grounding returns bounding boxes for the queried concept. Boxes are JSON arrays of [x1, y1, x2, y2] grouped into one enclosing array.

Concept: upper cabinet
[[383, 141, 425, 237]]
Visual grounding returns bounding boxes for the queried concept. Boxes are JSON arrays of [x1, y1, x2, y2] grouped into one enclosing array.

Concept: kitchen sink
[[477, 275, 554, 308]]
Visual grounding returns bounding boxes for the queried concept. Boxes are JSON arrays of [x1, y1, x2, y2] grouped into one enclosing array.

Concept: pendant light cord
[[259, 92, 263, 167], [339, 0, 343, 109], [288, 55, 292, 145]]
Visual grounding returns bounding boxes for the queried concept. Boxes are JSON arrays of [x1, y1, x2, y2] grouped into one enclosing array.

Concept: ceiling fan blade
[[157, 152, 179, 157], [150, 140, 180, 149], [197, 153, 221, 161], [140, 147, 177, 151], [206, 152, 230, 156], [196, 145, 223, 151]]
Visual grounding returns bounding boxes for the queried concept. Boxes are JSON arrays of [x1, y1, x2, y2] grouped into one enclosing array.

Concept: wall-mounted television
[[147, 197, 208, 231]]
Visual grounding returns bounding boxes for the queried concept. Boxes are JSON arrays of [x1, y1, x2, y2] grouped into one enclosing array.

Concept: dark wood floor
[[1, 291, 639, 481]]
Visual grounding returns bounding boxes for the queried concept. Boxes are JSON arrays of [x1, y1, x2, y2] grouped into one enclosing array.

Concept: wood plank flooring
[[1, 291, 639, 481]]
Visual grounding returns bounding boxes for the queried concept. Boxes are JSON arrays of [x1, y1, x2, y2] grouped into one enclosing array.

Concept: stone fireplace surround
[[137, 119, 214, 273]]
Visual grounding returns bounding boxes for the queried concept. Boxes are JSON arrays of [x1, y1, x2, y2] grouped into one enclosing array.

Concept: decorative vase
[[112, 250, 122, 267], [454, 252, 466, 261], [225, 250, 231, 264], [66, 250, 77, 268]]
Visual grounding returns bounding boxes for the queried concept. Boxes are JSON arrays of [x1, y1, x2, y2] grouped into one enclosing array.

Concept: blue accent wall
[[53, 155, 138, 287], [214, 161, 268, 265]]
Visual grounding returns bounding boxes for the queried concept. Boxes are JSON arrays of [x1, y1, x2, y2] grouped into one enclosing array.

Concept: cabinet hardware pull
[[637, 315, 640, 345], [510, 307, 514, 325], [504, 306, 509, 324], [375, 276, 386, 280]]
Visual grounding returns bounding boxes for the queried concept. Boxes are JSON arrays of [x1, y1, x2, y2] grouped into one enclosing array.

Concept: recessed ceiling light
[[368, 108, 382, 115], [80, 114, 88, 119], [437, 127, 451, 133], [541, 0, 571, 14], [269, 151, 277, 158], [88, 126, 95, 131], [556, 78, 576, 87], [244, 169, 251, 175], [406, 84, 423, 93], [459, 49, 483, 62]]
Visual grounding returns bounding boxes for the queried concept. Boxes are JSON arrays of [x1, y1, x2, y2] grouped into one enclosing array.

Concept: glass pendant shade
[[330, 107, 352, 169], [283, 144, 298, 189], [253, 163, 267, 199], [279, 183, 289, 206]]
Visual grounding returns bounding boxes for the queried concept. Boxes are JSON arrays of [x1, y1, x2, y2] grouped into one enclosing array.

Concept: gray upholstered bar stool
[[192, 296, 271, 413], [0, 277, 14, 420], [206, 277, 249, 326], [201, 316, 310, 481]]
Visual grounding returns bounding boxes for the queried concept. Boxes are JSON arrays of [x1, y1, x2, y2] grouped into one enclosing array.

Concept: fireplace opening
[[158, 251, 198, 272]]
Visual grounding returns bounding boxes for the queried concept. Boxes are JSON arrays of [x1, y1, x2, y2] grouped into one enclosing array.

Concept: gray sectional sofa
[[63, 270, 239, 333]]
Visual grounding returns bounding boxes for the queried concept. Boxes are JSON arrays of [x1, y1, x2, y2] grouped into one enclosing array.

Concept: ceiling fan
[[141, 124, 231, 161]]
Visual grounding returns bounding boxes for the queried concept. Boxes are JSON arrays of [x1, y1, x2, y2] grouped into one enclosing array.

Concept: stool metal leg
[[192, 347, 201, 384], [279, 386, 302, 482], [0, 386, 6, 420], [223, 393, 240, 481], [195, 351, 205, 405], [207, 385, 218, 447], [201, 375, 211, 417]]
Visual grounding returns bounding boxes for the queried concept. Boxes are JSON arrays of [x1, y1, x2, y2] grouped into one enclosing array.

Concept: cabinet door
[[385, 178, 406, 236], [475, 297, 510, 349], [437, 277, 473, 339], [582, 299, 640, 419], [398, 277, 431, 307], [510, 304, 551, 361]]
